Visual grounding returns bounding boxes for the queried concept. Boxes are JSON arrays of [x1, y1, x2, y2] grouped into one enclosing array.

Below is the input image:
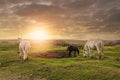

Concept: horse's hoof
[[74, 55, 77, 57], [98, 56, 102, 60], [18, 56, 21, 59], [69, 55, 71, 57], [98, 57, 101, 60], [23, 58, 28, 61], [17, 52, 20, 54], [90, 56, 93, 59]]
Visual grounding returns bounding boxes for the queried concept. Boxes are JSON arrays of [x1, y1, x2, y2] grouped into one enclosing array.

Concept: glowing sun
[[28, 30, 49, 40]]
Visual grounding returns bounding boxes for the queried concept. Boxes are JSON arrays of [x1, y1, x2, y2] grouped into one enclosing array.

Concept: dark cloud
[[0, 0, 120, 39]]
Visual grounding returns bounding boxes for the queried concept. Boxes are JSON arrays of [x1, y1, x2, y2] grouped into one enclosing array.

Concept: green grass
[[0, 41, 120, 80]]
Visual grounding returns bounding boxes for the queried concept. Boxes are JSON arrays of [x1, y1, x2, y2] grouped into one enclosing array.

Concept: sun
[[28, 30, 49, 40]]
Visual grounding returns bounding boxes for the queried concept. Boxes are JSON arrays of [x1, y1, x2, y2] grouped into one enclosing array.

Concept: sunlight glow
[[28, 30, 50, 40]]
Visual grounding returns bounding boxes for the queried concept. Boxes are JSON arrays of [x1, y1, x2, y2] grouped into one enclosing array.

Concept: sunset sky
[[0, 0, 120, 40]]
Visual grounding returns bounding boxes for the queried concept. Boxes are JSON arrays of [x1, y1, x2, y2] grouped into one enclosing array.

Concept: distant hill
[[0, 39, 120, 47]]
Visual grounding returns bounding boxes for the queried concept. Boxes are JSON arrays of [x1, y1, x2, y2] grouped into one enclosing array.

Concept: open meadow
[[0, 40, 120, 80], [0, 0, 120, 80]]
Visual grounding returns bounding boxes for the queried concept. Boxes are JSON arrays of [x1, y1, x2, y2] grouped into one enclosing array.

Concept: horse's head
[[17, 37, 22, 44], [83, 49, 88, 58]]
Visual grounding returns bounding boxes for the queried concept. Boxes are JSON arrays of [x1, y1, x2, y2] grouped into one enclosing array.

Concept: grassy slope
[[0, 41, 120, 80]]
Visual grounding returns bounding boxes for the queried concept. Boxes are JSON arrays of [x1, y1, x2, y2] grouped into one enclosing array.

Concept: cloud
[[0, 0, 120, 39], [36, 1, 53, 6]]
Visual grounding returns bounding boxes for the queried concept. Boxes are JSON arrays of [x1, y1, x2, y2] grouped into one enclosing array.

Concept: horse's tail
[[99, 41, 104, 54], [67, 46, 69, 52]]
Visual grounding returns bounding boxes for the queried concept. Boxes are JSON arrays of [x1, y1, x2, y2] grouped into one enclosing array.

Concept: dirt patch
[[32, 52, 70, 58]]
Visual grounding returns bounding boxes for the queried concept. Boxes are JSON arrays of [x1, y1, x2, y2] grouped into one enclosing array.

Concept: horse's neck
[[18, 39, 23, 45]]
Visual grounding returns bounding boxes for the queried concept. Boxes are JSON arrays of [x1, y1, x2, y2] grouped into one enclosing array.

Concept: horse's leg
[[19, 52, 22, 58], [89, 49, 93, 59], [74, 51, 76, 57], [26, 48, 30, 60], [69, 51, 71, 57], [83, 53, 86, 58], [25, 49, 29, 60], [100, 47, 104, 59], [18, 48, 22, 58], [97, 48, 102, 60], [83, 49, 88, 58], [83, 50, 87, 58], [88, 48, 91, 58], [23, 50, 28, 60], [77, 49, 79, 55], [101, 47, 104, 58]]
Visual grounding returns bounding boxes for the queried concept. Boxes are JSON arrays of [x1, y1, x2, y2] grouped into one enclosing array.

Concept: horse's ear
[[17, 37, 21, 44], [18, 37, 20, 39]]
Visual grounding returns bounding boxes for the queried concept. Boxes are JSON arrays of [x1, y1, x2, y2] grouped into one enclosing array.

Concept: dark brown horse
[[67, 45, 79, 57]]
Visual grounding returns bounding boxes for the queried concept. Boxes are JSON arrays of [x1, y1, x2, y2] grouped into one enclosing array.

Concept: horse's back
[[67, 45, 79, 51], [85, 39, 104, 50], [19, 40, 31, 50]]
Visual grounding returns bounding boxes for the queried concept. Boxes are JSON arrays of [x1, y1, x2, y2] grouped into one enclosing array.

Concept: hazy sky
[[0, 0, 120, 40]]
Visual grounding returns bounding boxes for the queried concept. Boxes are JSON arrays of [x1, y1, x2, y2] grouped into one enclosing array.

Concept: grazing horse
[[17, 38, 31, 60], [83, 40, 104, 59], [67, 45, 79, 57]]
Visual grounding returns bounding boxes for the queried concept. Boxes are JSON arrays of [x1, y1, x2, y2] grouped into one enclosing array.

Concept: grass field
[[0, 40, 120, 80]]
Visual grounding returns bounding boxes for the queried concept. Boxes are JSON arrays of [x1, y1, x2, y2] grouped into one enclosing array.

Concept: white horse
[[17, 38, 31, 60], [83, 39, 104, 59]]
